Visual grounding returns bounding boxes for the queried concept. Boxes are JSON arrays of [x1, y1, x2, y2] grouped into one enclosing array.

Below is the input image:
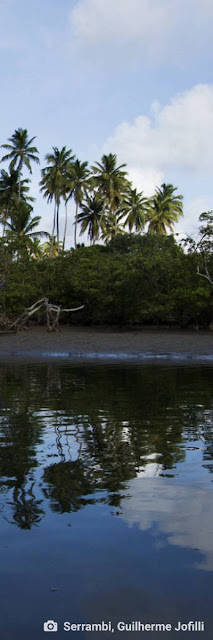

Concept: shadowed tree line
[[0, 364, 212, 528], [0, 232, 212, 327]]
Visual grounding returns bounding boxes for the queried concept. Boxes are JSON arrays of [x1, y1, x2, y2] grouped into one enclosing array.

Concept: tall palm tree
[[40, 171, 58, 242], [5, 198, 48, 256], [91, 153, 128, 214], [146, 183, 183, 234], [78, 194, 105, 244], [120, 187, 149, 233], [40, 146, 75, 251], [1, 128, 39, 197], [66, 159, 90, 249], [0, 168, 33, 235]]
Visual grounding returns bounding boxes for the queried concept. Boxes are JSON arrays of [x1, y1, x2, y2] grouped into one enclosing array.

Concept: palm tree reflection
[[0, 364, 212, 528]]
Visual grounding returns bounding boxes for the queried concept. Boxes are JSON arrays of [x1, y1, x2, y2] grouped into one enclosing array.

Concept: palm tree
[[5, 197, 48, 256], [100, 212, 125, 244], [91, 153, 128, 214], [0, 168, 33, 235], [41, 235, 63, 258], [1, 128, 39, 197], [78, 194, 105, 244], [40, 146, 75, 251], [66, 159, 90, 249], [146, 183, 183, 234], [29, 237, 43, 259], [120, 187, 149, 233]]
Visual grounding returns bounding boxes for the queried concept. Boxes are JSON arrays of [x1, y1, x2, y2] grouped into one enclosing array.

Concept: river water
[[0, 363, 212, 638]]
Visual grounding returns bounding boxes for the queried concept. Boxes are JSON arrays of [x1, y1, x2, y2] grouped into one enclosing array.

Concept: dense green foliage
[[0, 128, 212, 328], [0, 233, 212, 327]]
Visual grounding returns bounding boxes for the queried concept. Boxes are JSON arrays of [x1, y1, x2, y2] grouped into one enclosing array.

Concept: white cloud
[[103, 84, 213, 175], [101, 84, 213, 233], [69, 0, 213, 65], [127, 167, 164, 198]]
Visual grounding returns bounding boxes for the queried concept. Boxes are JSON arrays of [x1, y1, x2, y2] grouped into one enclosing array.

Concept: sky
[[0, 0, 213, 246]]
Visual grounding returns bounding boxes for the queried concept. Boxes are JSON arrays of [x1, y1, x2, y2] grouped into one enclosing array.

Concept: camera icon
[[44, 620, 58, 632]]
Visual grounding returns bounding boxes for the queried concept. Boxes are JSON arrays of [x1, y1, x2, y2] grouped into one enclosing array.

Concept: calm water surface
[[0, 364, 213, 639]]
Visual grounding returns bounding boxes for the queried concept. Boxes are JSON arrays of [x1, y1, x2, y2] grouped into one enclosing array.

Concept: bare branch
[[61, 306, 84, 313], [197, 265, 213, 286], [5, 298, 84, 333]]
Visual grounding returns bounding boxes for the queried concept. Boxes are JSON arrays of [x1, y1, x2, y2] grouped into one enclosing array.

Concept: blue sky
[[0, 0, 213, 246]]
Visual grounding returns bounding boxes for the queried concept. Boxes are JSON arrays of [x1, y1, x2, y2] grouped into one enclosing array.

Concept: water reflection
[[121, 479, 213, 571], [0, 364, 212, 529]]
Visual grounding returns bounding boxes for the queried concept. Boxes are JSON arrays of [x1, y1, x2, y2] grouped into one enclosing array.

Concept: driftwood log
[[5, 298, 84, 333]]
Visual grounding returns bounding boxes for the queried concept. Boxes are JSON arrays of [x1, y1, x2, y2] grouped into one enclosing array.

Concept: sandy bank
[[0, 326, 212, 363]]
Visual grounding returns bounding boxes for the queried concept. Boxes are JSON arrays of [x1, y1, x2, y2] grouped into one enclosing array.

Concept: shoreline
[[0, 326, 212, 364]]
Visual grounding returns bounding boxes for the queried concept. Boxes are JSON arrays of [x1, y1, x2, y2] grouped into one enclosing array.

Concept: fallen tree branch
[[60, 306, 84, 313], [6, 298, 84, 333]]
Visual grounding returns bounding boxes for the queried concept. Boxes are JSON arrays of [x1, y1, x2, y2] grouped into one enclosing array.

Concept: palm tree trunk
[[50, 201, 57, 257], [63, 201, 68, 250], [18, 159, 22, 200], [56, 200, 60, 251], [74, 202, 79, 249], [52, 201, 56, 237]]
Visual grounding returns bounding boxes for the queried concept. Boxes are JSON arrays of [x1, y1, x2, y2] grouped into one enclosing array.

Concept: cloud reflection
[[121, 477, 213, 571]]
